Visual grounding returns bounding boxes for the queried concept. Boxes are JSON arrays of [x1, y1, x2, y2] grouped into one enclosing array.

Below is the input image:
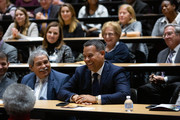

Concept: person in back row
[[101, 21, 130, 63], [21, 49, 70, 100], [58, 40, 130, 105], [37, 21, 74, 63], [58, 3, 84, 38], [34, 0, 60, 36], [138, 24, 180, 104]]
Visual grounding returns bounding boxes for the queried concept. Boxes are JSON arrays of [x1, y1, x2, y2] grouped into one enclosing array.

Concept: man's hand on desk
[[149, 74, 165, 84], [72, 95, 97, 105]]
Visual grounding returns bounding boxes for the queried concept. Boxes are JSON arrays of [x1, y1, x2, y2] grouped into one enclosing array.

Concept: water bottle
[[124, 96, 133, 112]]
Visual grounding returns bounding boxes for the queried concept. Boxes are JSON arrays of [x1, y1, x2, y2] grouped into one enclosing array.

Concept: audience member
[[21, 49, 70, 100], [0, 52, 15, 99], [58, 40, 130, 104], [3, 7, 39, 40], [2, 7, 39, 62], [78, 0, 109, 37], [52, 0, 64, 5], [58, 3, 84, 38], [3, 83, 36, 120], [34, 0, 60, 36], [118, 4, 148, 62], [37, 22, 74, 63], [138, 24, 180, 104], [101, 21, 130, 63], [0, 25, 17, 63], [124, 0, 153, 36], [0, 0, 16, 20], [152, 0, 180, 36], [15, 0, 40, 18]]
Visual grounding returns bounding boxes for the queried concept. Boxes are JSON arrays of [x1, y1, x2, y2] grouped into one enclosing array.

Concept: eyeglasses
[[163, 32, 175, 38], [103, 33, 115, 37]]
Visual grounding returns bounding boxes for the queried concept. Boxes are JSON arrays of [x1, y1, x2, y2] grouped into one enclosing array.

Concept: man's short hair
[[164, 24, 180, 34], [3, 83, 36, 116], [28, 49, 49, 66], [83, 40, 105, 51], [0, 51, 8, 62]]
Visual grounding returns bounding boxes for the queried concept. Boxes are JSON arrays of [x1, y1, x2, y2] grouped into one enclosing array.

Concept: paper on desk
[[73, 107, 94, 110], [19, 37, 43, 41], [0, 100, 3, 105]]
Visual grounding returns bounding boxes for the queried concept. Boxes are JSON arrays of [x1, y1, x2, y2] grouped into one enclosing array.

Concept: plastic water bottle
[[124, 96, 133, 112]]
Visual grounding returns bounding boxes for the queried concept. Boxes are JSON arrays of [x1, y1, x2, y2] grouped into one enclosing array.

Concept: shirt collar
[[173, 43, 180, 53], [161, 12, 180, 24], [91, 62, 105, 76], [108, 41, 119, 53], [36, 76, 48, 84]]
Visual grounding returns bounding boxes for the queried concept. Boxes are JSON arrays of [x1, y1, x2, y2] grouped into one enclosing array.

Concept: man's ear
[[100, 50, 105, 56], [29, 65, 33, 72]]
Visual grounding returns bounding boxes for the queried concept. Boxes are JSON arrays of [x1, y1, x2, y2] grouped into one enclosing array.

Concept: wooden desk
[[0, 100, 179, 120], [8, 63, 180, 73]]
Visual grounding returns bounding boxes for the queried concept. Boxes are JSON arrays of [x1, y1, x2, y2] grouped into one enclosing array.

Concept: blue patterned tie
[[92, 73, 100, 96], [166, 50, 175, 63]]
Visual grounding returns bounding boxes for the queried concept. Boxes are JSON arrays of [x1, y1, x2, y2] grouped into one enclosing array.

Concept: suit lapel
[[100, 62, 109, 91], [47, 71, 53, 100], [175, 48, 180, 63]]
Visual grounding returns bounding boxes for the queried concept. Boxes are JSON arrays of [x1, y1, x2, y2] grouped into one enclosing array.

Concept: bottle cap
[[126, 96, 130, 99]]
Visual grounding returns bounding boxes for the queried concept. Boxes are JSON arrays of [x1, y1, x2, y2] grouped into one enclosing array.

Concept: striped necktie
[[166, 50, 175, 63]]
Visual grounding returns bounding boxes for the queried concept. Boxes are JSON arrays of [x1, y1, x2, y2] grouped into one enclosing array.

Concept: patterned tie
[[92, 73, 100, 96], [162, 50, 176, 76], [166, 50, 175, 63]]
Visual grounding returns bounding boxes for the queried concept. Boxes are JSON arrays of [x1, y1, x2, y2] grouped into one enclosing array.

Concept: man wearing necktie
[[21, 49, 70, 100], [138, 24, 180, 104], [59, 40, 130, 105]]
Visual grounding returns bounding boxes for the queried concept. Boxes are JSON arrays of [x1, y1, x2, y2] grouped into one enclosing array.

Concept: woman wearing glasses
[[102, 21, 130, 63]]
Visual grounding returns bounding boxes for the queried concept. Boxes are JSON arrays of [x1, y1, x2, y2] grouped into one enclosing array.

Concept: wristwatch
[[95, 96, 98, 104]]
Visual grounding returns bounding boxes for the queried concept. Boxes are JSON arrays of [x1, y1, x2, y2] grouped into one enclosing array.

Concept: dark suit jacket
[[21, 69, 70, 100], [133, 0, 151, 14], [170, 85, 180, 104], [58, 61, 130, 104], [0, 75, 15, 99], [157, 47, 180, 84], [34, 4, 60, 19]]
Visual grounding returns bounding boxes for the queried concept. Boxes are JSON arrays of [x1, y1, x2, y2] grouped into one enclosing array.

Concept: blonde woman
[[58, 3, 84, 38], [3, 7, 39, 40]]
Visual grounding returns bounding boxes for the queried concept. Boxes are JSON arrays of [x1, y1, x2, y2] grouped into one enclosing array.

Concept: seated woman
[[102, 21, 130, 63], [78, 0, 109, 37], [0, 0, 16, 20], [2, 7, 39, 62], [118, 4, 148, 62], [58, 3, 84, 38], [152, 0, 179, 36], [37, 21, 74, 63], [2, 7, 39, 40]]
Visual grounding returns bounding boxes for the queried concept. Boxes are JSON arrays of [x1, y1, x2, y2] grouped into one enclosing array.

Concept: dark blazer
[[21, 69, 70, 100], [157, 47, 180, 84], [0, 75, 15, 99], [133, 0, 151, 14], [58, 61, 130, 104], [170, 85, 180, 104], [34, 4, 60, 19], [105, 41, 130, 63]]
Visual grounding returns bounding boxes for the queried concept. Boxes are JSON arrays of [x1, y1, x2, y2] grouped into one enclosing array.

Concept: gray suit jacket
[[157, 47, 180, 84], [34, 4, 60, 19], [0, 75, 15, 98], [0, 41, 17, 63]]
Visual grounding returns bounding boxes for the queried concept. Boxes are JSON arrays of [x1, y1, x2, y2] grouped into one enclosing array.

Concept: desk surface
[[1, 100, 179, 120]]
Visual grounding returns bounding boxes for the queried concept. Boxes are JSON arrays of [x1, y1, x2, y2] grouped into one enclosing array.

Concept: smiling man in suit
[[138, 24, 180, 104], [21, 49, 70, 100], [58, 40, 130, 105]]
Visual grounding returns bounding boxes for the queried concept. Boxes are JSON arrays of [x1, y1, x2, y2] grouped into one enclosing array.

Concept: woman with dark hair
[[37, 21, 74, 63], [78, 0, 109, 37], [58, 3, 84, 38], [152, 0, 180, 36], [2, 7, 39, 40]]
